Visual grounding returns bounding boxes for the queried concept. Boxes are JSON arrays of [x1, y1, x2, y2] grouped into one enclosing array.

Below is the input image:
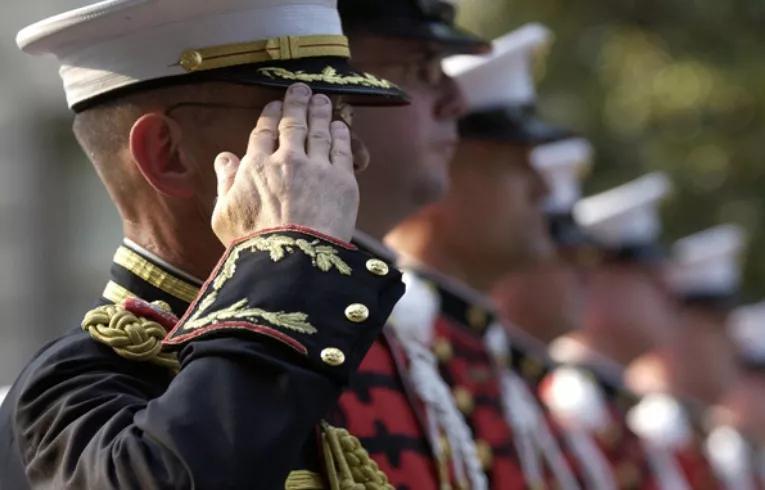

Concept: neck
[[386, 219, 498, 293], [123, 215, 223, 281]]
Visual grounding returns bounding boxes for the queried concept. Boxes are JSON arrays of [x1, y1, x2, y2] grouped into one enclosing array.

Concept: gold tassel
[[320, 422, 394, 490], [285, 470, 325, 490]]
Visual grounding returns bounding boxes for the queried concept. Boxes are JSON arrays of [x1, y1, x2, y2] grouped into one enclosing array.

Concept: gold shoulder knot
[[321, 422, 393, 490], [81, 299, 180, 371]]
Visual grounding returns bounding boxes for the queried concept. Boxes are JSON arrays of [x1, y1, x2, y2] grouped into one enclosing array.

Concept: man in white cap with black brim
[[387, 24, 585, 490], [0, 1, 412, 488], [551, 172, 676, 374], [492, 136, 594, 344]]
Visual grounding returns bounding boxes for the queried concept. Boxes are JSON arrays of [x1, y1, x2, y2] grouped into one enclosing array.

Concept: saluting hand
[[211, 83, 359, 246]]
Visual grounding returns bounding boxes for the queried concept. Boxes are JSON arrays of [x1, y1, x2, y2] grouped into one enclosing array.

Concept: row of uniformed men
[[0, 0, 762, 489]]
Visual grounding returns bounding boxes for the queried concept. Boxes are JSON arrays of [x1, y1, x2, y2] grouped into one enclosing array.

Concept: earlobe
[[129, 113, 195, 198]]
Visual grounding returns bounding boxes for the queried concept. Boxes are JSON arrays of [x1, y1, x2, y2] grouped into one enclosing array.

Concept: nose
[[434, 73, 468, 120]]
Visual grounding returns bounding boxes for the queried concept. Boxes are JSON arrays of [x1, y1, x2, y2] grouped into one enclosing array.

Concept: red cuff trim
[[233, 225, 357, 251], [163, 321, 308, 355]]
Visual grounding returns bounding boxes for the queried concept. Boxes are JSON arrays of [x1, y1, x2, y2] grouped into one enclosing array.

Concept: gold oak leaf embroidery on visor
[[257, 66, 396, 89]]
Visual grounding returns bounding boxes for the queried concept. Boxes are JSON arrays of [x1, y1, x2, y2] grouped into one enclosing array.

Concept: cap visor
[[459, 108, 573, 145], [211, 57, 409, 106]]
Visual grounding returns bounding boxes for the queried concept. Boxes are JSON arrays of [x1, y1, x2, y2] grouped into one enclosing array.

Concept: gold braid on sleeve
[[81, 301, 180, 371]]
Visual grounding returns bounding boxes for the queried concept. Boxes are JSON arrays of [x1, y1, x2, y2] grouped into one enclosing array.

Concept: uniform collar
[[100, 239, 203, 317], [393, 253, 498, 336], [351, 230, 398, 262]]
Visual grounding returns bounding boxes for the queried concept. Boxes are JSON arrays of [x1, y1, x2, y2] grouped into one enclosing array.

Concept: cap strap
[[178, 34, 350, 72]]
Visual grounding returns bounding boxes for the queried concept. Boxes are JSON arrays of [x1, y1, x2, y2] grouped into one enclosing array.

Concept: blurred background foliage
[[460, 0, 765, 300]]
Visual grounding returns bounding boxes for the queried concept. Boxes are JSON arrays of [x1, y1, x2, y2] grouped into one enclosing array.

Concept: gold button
[[179, 50, 203, 71], [366, 258, 390, 276], [466, 305, 488, 331], [475, 439, 493, 470], [433, 338, 453, 363], [321, 347, 346, 366], [453, 386, 474, 415], [345, 303, 370, 323], [150, 300, 173, 313], [521, 357, 544, 382]]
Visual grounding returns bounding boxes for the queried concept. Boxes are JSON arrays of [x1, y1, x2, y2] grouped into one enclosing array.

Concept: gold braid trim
[[82, 302, 180, 371], [321, 422, 394, 490], [179, 35, 351, 73], [285, 470, 325, 490], [257, 66, 395, 90]]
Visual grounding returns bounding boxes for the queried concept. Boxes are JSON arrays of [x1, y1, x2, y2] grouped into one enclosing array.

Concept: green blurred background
[[460, 0, 765, 300]]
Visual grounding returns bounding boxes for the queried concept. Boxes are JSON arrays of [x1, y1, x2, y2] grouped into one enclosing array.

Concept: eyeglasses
[[164, 97, 354, 126]]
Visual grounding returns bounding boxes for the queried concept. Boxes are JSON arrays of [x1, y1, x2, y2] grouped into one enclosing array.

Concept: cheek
[[455, 175, 501, 230], [354, 105, 426, 157], [490, 178, 527, 233]]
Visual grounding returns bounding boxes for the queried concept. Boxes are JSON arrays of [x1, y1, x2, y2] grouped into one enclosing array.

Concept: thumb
[[214, 152, 241, 198]]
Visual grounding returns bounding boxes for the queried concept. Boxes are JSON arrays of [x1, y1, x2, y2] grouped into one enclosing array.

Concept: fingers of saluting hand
[[307, 94, 333, 162], [330, 121, 353, 173], [247, 100, 282, 156], [214, 152, 241, 199], [278, 83, 312, 153]]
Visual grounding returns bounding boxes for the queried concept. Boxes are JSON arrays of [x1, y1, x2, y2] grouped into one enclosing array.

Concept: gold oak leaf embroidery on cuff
[[184, 297, 317, 334], [213, 234, 352, 290], [181, 233, 354, 334]]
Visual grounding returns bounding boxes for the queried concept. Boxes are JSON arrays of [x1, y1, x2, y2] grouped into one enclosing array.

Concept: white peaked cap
[[667, 224, 746, 297], [442, 23, 552, 111], [16, 0, 347, 109], [729, 302, 765, 363], [574, 172, 672, 248], [531, 138, 594, 214]]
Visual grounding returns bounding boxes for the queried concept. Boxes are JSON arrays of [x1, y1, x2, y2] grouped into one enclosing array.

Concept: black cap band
[[459, 105, 572, 145]]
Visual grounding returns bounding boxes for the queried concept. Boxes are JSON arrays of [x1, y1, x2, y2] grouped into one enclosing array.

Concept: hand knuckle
[[279, 121, 308, 133], [251, 127, 276, 140], [279, 148, 305, 162], [332, 147, 351, 160], [309, 129, 330, 142]]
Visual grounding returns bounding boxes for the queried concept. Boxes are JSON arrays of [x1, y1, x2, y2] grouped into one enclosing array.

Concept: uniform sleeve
[[16, 226, 404, 490]]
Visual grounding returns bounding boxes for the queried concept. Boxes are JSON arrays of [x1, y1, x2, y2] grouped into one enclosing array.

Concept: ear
[[129, 113, 195, 198]]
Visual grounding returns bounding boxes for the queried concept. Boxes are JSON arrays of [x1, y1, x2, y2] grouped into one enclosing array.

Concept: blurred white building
[[0, 1, 122, 384]]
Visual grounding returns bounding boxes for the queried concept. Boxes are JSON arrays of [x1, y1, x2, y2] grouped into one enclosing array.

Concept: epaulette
[[81, 298, 180, 371]]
